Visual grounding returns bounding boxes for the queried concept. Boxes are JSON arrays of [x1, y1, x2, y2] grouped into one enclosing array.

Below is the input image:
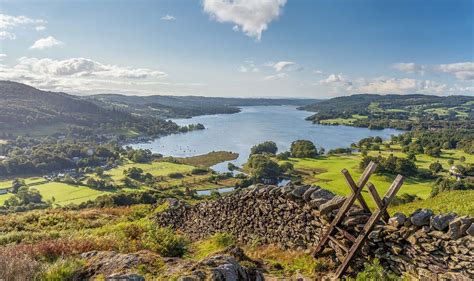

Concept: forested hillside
[[0, 81, 181, 137], [87, 94, 319, 118], [301, 94, 474, 130]]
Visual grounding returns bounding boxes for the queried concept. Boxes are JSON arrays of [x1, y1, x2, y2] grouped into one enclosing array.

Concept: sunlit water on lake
[[131, 106, 402, 172]]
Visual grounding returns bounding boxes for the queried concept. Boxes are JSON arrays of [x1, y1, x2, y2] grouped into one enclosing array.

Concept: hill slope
[[87, 94, 320, 118], [301, 94, 474, 130], [0, 81, 179, 136]]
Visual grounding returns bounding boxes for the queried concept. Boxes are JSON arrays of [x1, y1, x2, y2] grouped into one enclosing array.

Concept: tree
[[429, 162, 443, 175], [11, 178, 25, 194], [250, 141, 278, 155], [95, 167, 104, 177], [290, 140, 318, 158], [279, 162, 294, 173], [247, 155, 281, 182]]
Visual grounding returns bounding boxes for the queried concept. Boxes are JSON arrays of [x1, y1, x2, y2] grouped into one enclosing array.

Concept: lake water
[[132, 106, 402, 172]]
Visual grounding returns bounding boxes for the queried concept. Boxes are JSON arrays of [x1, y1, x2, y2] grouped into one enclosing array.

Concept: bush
[[143, 227, 188, 257], [41, 258, 84, 281], [352, 258, 400, 281], [168, 172, 184, 179], [191, 168, 209, 175]]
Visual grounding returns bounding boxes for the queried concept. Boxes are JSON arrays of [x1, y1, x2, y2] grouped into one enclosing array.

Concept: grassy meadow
[[284, 146, 472, 213], [0, 152, 239, 207]]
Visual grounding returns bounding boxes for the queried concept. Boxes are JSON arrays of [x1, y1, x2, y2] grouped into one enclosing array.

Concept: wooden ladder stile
[[311, 161, 405, 279], [312, 161, 377, 256], [334, 175, 404, 279]]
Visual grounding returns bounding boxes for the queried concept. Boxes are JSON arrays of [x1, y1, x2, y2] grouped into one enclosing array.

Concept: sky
[[0, 0, 473, 98]]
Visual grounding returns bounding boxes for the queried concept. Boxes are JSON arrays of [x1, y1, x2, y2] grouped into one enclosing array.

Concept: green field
[[0, 159, 238, 207], [286, 155, 433, 209], [391, 190, 474, 216], [286, 146, 472, 211], [104, 161, 196, 182]]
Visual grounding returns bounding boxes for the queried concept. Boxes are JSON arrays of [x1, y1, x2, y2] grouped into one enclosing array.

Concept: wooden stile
[[312, 161, 405, 279]]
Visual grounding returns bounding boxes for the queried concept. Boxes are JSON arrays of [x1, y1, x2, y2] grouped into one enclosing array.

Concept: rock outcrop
[[156, 184, 474, 279]]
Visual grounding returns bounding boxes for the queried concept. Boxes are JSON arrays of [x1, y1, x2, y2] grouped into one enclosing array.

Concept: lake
[[132, 106, 402, 172]]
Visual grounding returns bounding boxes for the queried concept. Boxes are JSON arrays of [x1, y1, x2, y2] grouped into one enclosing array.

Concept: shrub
[[41, 258, 84, 281], [168, 172, 184, 179], [143, 226, 189, 257], [352, 258, 400, 281], [0, 247, 42, 281], [191, 168, 209, 175]]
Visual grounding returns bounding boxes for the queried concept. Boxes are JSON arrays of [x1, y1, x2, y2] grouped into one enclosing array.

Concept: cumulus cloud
[[35, 25, 46, 31], [272, 61, 294, 72], [393, 61, 474, 80], [0, 14, 47, 40], [392, 62, 426, 75], [0, 57, 171, 94], [161, 14, 176, 21], [319, 74, 352, 86], [13, 57, 167, 79], [435, 62, 474, 80], [202, 0, 287, 40], [0, 31, 16, 40], [354, 77, 447, 95], [29, 36, 64, 50]]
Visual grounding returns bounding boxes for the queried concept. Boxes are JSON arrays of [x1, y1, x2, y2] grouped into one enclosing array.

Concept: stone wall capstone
[[156, 184, 473, 279]]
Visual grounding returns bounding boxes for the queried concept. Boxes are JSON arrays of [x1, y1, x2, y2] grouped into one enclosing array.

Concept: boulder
[[302, 186, 320, 202], [308, 198, 329, 209], [290, 185, 310, 199], [410, 209, 434, 226], [448, 216, 473, 239], [319, 195, 345, 215], [106, 274, 145, 281], [430, 213, 457, 231], [467, 223, 474, 236], [388, 213, 406, 228], [310, 189, 335, 200]]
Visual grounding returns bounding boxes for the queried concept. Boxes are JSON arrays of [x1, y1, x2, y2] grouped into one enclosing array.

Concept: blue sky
[[0, 0, 472, 97]]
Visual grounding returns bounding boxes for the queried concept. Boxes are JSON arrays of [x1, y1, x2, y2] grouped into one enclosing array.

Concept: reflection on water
[[132, 106, 403, 173]]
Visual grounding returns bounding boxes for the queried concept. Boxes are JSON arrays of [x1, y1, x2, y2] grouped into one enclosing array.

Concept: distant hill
[[86, 94, 320, 118], [301, 93, 473, 130], [0, 81, 179, 136]]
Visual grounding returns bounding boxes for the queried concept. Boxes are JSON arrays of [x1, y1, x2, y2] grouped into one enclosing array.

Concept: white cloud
[[0, 57, 170, 94], [264, 72, 287, 81], [392, 62, 426, 75], [29, 36, 64, 50], [13, 57, 167, 79], [238, 60, 260, 73], [319, 74, 352, 86], [0, 31, 16, 40], [202, 0, 287, 40], [161, 14, 176, 21], [393, 61, 474, 80], [35, 25, 46, 31], [0, 14, 47, 29], [0, 54, 6, 61], [272, 61, 294, 72], [354, 77, 447, 95], [313, 69, 324, 75], [435, 62, 474, 80]]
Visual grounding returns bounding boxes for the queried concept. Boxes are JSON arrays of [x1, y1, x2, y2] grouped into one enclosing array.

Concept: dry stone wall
[[156, 184, 473, 279]]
